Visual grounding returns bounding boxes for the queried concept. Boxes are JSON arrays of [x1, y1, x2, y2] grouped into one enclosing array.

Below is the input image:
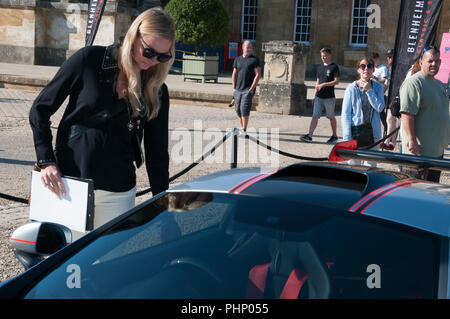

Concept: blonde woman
[[29, 8, 175, 230]]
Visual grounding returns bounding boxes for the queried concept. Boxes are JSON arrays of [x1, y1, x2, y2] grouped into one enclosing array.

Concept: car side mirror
[[9, 222, 72, 269]]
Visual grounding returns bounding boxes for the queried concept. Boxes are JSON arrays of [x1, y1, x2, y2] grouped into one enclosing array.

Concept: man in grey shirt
[[400, 46, 449, 182]]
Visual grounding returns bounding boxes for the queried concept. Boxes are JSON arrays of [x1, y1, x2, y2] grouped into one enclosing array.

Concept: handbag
[[351, 87, 375, 148], [351, 122, 374, 147], [389, 95, 401, 117]]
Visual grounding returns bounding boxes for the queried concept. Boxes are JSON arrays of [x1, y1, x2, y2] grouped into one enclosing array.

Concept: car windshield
[[25, 192, 440, 299]]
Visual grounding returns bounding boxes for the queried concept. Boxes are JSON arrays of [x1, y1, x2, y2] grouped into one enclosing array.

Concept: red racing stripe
[[228, 174, 266, 193], [233, 174, 272, 194], [229, 169, 278, 194], [350, 180, 422, 214], [358, 180, 421, 214], [349, 180, 417, 213]]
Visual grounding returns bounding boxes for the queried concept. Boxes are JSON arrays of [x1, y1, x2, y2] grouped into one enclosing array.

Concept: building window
[[242, 0, 258, 41], [293, 0, 312, 44], [350, 0, 370, 46]]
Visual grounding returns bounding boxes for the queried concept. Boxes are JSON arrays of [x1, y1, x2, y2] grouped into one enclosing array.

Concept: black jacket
[[29, 44, 169, 195]]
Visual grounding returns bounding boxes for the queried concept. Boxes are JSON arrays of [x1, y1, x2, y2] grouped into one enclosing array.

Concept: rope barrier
[[136, 129, 234, 197], [245, 134, 329, 161], [0, 193, 28, 204], [0, 126, 404, 203]]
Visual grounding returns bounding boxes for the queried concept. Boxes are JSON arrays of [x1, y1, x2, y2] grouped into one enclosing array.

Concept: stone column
[[257, 41, 309, 115]]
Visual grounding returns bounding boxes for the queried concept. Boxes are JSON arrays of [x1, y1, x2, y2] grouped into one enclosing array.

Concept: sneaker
[[238, 128, 247, 137], [300, 134, 312, 142], [327, 136, 338, 144]]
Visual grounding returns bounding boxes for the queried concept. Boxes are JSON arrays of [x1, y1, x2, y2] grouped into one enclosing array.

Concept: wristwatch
[[35, 160, 56, 169]]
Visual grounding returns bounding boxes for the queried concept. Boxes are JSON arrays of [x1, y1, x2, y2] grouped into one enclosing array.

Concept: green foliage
[[165, 0, 230, 53]]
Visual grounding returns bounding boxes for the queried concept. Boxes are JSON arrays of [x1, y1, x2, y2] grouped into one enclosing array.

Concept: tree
[[165, 0, 229, 54]]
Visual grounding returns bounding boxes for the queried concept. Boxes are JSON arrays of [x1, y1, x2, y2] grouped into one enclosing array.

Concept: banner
[[85, 0, 107, 47], [435, 33, 450, 84], [388, 0, 443, 105]]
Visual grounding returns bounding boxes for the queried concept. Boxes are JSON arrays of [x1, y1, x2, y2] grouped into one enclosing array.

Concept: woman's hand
[[360, 80, 372, 91], [40, 164, 66, 197]]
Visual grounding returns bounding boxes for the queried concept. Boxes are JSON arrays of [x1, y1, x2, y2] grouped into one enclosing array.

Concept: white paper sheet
[[29, 171, 93, 232]]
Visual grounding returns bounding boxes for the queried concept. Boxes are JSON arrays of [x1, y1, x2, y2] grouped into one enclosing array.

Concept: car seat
[[245, 239, 330, 299]]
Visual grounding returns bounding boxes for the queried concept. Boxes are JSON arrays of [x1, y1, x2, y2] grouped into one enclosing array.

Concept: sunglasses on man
[[420, 45, 439, 57], [359, 63, 374, 70], [139, 37, 172, 63]]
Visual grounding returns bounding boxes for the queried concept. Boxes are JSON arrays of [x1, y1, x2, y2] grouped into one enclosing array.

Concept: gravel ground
[[0, 204, 29, 282], [1, 88, 449, 285]]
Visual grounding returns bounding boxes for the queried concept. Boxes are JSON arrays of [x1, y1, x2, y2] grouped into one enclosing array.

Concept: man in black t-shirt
[[231, 40, 261, 136], [300, 47, 340, 143]]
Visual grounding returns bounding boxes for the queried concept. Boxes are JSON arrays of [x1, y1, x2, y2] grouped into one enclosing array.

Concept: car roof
[[168, 162, 450, 237], [169, 167, 276, 194]]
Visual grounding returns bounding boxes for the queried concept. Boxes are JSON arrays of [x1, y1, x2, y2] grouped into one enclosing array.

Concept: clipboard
[[29, 171, 95, 232]]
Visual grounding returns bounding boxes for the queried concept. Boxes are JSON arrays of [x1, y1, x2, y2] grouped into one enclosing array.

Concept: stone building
[[222, 0, 450, 68], [0, 0, 160, 65], [1, 0, 448, 68]]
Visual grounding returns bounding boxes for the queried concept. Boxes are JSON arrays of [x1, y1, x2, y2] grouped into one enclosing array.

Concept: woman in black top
[[29, 8, 175, 228]]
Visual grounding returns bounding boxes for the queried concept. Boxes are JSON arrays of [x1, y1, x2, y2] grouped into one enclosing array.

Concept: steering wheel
[[165, 257, 229, 297], [168, 257, 222, 282]]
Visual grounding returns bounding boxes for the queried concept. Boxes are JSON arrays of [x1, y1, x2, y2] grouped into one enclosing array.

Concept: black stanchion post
[[231, 128, 238, 169]]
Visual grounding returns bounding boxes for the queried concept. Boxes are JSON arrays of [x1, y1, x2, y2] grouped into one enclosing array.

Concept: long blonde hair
[[120, 7, 175, 120]]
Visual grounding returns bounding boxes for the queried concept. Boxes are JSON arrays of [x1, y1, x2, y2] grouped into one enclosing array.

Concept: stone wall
[[308, 0, 353, 66], [437, 0, 450, 38], [366, 0, 401, 61], [0, 0, 147, 65], [254, 0, 296, 58], [0, 4, 35, 64]]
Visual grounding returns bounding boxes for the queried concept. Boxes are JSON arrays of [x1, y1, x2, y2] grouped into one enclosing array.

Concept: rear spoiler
[[329, 141, 450, 172]]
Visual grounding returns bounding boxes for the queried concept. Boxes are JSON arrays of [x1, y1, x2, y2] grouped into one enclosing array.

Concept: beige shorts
[[312, 97, 336, 119]]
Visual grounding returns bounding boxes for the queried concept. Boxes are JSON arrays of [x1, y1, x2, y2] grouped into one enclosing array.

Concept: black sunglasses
[[421, 45, 439, 57], [139, 37, 172, 63], [359, 63, 374, 70]]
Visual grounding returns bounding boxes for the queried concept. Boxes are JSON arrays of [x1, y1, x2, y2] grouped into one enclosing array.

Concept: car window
[[310, 217, 439, 298], [24, 193, 441, 299]]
